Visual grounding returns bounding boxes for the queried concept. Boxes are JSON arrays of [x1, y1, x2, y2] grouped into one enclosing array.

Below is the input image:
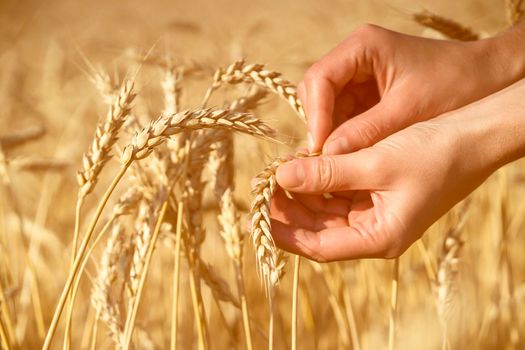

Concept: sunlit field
[[0, 0, 523, 349]]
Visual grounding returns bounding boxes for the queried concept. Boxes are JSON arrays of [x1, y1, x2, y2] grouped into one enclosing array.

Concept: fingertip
[[323, 136, 350, 155], [276, 160, 305, 189]]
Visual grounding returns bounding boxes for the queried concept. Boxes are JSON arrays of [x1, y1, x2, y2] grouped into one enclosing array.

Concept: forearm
[[450, 78, 525, 174]]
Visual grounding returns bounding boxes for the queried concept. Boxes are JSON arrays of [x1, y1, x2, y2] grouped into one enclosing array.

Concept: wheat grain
[[413, 10, 479, 41]]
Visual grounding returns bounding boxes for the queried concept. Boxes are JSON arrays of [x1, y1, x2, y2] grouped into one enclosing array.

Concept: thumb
[[323, 97, 407, 154], [275, 152, 385, 194]]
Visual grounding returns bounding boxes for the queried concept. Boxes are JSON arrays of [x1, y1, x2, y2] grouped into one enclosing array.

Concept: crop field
[[0, 0, 524, 349]]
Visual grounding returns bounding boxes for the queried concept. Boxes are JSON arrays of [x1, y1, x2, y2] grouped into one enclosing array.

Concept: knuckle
[[303, 64, 323, 83], [314, 157, 337, 192], [353, 23, 383, 41]]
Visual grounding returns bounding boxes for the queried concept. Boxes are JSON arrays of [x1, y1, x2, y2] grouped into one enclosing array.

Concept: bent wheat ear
[[250, 157, 286, 294], [250, 152, 313, 294], [121, 108, 276, 164], [413, 10, 479, 41], [212, 59, 305, 122]]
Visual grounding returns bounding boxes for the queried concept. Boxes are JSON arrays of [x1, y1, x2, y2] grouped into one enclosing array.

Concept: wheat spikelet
[[210, 59, 305, 122], [413, 10, 479, 41], [91, 222, 130, 349], [0, 125, 46, 151], [77, 80, 135, 198], [506, 0, 524, 25], [120, 108, 275, 165]]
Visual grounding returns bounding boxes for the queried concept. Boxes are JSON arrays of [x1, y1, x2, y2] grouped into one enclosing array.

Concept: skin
[[270, 23, 525, 262]]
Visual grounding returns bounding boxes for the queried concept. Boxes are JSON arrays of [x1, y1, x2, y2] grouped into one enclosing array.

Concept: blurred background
[[0, 0, 523, 349]]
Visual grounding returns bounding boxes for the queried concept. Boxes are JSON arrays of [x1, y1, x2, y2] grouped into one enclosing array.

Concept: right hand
[[299, 23, 525, 154]]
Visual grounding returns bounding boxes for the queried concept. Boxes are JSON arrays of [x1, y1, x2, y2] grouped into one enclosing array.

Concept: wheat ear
[[205, 59, 305, 122], [434, 202, 469, 349], [91, 222, 128, 349], [413, 10, 479, 41], [250, 156, 291, 294], [120, 108, 275, 165], [77, 79, 135, 198]]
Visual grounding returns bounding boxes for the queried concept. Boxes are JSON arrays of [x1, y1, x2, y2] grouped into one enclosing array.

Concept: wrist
[[474, 23, 525, 87]]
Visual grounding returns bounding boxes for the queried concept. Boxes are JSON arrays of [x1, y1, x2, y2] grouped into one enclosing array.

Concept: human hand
[[299, 23, 525, 154], [270, 79, 525, 261]]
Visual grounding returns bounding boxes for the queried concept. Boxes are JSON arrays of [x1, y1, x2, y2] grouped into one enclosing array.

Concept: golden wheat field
[[0, 0, 524, 349]]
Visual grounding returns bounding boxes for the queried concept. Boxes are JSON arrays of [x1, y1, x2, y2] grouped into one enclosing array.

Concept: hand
[[299, 23, 525, 154], [270, 78, 525, 261]]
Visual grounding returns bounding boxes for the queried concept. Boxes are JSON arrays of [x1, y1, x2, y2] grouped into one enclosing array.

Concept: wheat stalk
[[413, 10, 479, 41]]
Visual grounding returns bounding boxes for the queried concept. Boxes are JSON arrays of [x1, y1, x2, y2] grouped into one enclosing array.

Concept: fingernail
[[307, 132, 315, 152], [276, 161, 305, 188], [324, 137, 349, 155]]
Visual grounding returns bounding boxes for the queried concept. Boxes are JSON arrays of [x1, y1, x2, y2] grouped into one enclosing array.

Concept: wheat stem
[[122, 199, 169, 349], [63, 216, 115, 348], [63, 200, 84, 350], [291, 255, 300, 350], [0, 316, 10, 350], [388, 258, 400, 350], [42, 165, 128, 350], [170, 201, 184, 350]]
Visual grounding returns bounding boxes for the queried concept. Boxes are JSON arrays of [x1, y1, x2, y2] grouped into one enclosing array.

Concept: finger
[[276, 152, 386, 193], [302, 32, 376, 152], [271, 189, 349, 230], [271, 219, 387, 261], [333, 88, 357, 127], [323, 95, 407, 154]]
